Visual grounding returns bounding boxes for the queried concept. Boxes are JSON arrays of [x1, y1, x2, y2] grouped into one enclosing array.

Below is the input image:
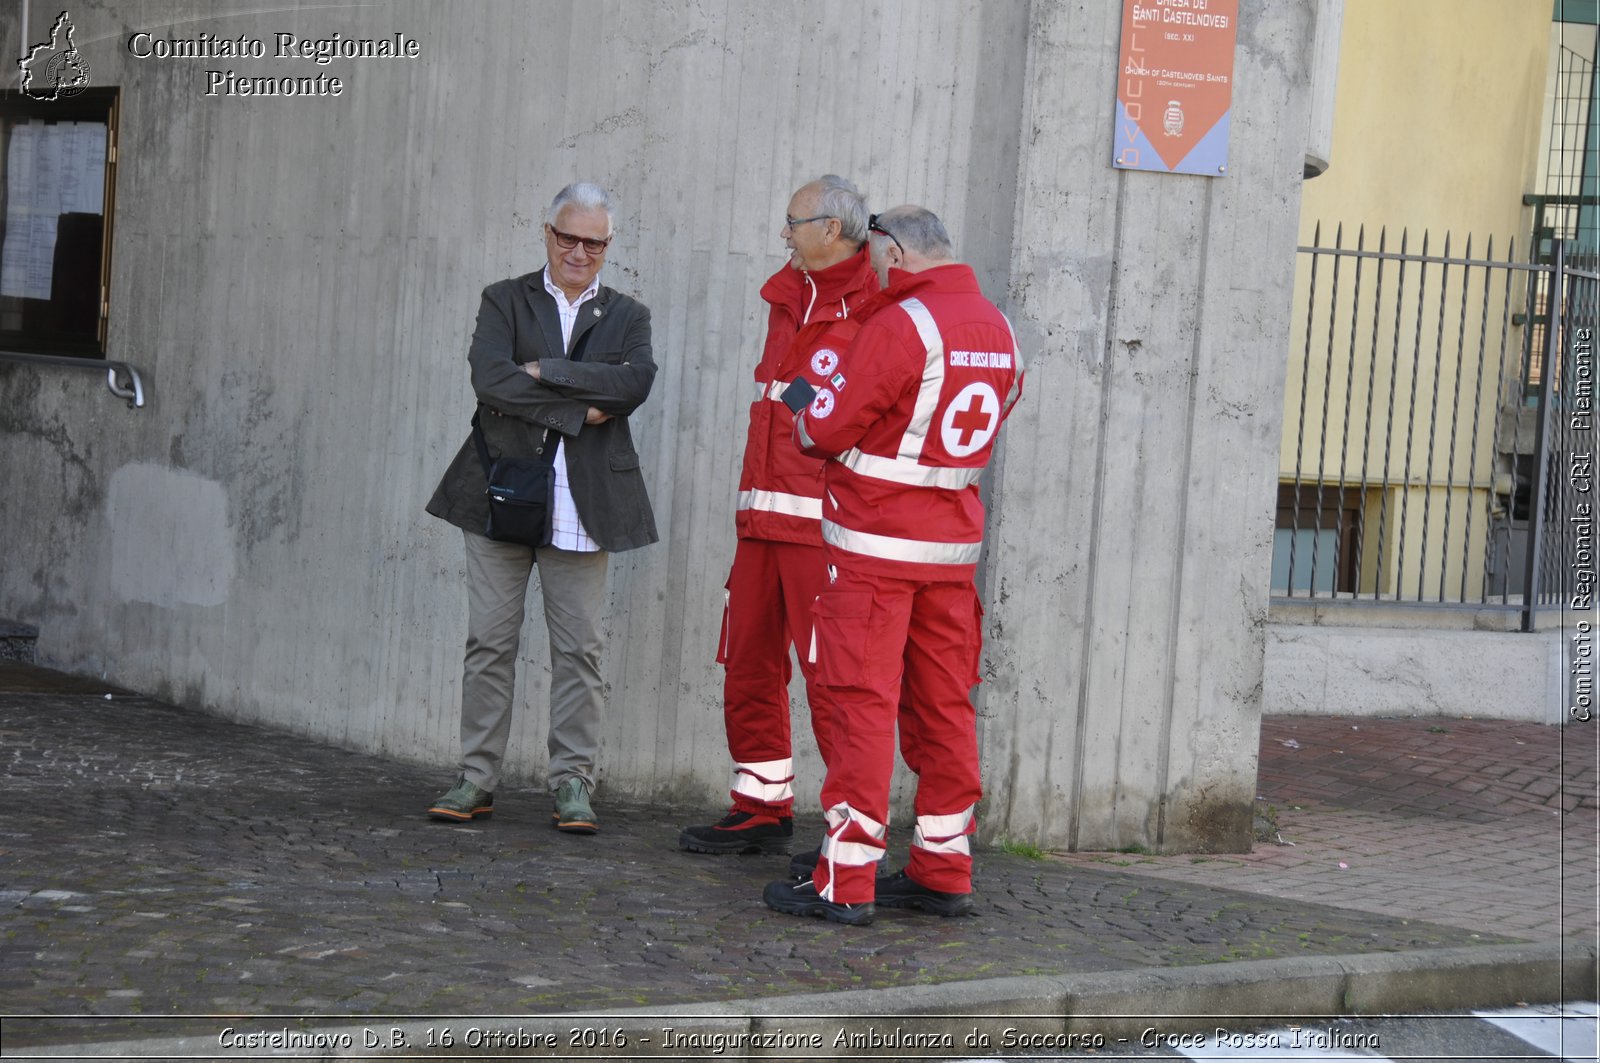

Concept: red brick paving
[[1057, 716, 1600, 941]]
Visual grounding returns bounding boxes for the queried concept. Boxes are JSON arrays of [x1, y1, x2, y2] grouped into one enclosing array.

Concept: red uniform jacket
[[736, 246, 880, 545], [794, 263, 1024, 582]]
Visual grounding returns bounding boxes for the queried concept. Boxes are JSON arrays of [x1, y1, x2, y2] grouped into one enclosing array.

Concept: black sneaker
[[763, 877, 874, 926], [788, 846, 820, 877], [874, 869, 976, 917], [679, 810, 793, 854]]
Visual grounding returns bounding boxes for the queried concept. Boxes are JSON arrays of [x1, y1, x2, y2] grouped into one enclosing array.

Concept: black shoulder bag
[[470, 324, 597, 548], [472, 413, 558, 548]]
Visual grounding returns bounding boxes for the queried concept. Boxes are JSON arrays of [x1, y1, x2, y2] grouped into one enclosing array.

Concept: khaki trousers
[[459, 529, 609, 794]]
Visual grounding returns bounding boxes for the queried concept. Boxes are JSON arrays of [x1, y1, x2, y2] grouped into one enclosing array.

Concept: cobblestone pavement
[[1056, 716, 1600, 941], [0, 664, 1583, 1050]]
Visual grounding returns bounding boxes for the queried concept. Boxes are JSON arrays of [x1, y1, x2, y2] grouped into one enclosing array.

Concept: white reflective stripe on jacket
[[822, 520, 982, 568], [893, 298, 947, 463], [737, 489, 822, 521], [837, 448, 984, 490]]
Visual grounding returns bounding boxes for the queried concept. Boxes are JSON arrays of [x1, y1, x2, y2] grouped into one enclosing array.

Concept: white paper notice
[[1, 120, 106, 300]]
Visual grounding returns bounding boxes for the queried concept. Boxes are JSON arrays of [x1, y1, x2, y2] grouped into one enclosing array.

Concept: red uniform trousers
[[717, 537, 840, 817], [810, 567, 984, 903]]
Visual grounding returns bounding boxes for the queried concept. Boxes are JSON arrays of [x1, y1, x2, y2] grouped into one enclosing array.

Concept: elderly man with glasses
[[425, 181, 658, 834], [764, 205, 1024, 926], [678, 175, 880, 859]]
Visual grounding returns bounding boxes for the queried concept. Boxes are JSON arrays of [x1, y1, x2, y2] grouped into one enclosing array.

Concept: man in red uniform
[[762, 205, 1023, 925], [679, 176, 880, 856]]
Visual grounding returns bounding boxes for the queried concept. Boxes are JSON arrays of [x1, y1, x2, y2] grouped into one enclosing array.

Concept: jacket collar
[[845, 262, 981, 323], [879, 262, 980, 302], [523, 267, 613, 354], [760, 244, 878, 323]]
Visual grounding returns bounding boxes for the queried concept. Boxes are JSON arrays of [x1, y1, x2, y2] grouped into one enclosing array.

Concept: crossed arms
[[467, 282, 656, 437]]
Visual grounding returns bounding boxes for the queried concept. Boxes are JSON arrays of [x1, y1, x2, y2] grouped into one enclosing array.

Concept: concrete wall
[[983, 1, 1317, 852], [0, 0, 1321, 852], [1302, 0, 1343, 178], [1265, 624, 1566, 725]]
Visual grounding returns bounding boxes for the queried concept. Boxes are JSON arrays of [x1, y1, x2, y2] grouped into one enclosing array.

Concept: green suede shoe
[[551, 776, 598, 834], [427, 776, 493, 822]]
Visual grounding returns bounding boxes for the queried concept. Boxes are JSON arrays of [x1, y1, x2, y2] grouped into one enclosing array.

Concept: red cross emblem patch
[[939, 383, 1000, 457]]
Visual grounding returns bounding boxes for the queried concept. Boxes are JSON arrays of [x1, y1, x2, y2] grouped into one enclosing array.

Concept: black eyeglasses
[[547, 225, 611, 254], [868, 213, 903, 254], [784, 213, 832, 229]]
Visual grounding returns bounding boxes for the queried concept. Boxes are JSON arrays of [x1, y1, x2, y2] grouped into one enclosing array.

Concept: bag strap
[[469, 411, 495, 476], [472, 305, 605, 475]]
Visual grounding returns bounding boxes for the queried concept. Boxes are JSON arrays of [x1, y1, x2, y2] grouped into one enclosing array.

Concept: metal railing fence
[[1276, 228, 1595, 630], [1528, 240, 1599, 628]]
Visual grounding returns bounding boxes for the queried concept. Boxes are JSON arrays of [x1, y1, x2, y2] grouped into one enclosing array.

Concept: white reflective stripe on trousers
[[822, 520, 983, 567], [737, 489, 822, 520], [732, 758, 796, 803], [913, 806, 975, 856], [818, 802, 887, 901]]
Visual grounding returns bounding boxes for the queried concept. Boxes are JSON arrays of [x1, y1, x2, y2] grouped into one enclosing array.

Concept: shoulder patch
[[810, 348, 840, 377]]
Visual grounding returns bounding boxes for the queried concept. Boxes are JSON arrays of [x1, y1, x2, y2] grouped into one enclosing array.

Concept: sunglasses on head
[[868, 214, 903, 254]]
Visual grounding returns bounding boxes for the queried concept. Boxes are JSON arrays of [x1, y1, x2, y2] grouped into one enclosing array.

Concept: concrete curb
[[14, 940, 1594, 1060]]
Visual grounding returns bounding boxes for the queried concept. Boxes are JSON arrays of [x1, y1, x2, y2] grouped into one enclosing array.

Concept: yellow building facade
[[1277, 0, 1590, 604]]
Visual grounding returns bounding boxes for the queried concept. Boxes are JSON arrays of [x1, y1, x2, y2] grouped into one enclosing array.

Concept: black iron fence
[[1276, 227, 1598, 630], [1528, 240, 1598, 627]]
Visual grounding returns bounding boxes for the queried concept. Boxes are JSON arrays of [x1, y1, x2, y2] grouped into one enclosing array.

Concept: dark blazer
[[426, 269, 658, 552]]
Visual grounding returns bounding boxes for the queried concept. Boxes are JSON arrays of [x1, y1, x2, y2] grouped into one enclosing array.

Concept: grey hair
[[546, 182, 615, 235], [815, 174, 869, 244], [871, 204, 954, 259]]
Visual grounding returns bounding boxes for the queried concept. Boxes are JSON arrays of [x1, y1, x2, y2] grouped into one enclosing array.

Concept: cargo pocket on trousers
[[810, 590, 874, 688], [966, 596, 986, 690]]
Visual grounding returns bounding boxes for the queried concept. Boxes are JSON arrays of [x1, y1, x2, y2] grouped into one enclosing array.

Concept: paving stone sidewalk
[[0, 663, 1581, 1050], [1056, 716, 1600, 942]]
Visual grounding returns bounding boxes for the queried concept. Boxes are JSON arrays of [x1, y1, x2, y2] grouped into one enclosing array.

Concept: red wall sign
[[1113, 0, 1240, 176]]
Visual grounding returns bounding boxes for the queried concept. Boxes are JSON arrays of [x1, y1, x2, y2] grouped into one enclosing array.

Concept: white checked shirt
[[541, 271, 601, 553]]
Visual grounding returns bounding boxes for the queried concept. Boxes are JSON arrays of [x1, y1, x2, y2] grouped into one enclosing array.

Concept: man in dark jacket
[[425, 181, 657, 834]]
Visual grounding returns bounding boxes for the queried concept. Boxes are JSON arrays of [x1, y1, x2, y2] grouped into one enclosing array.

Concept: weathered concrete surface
[[983, 0, 1317, 851], [1265, 623, 1566, 724], [0, 1, 1323, 851]]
